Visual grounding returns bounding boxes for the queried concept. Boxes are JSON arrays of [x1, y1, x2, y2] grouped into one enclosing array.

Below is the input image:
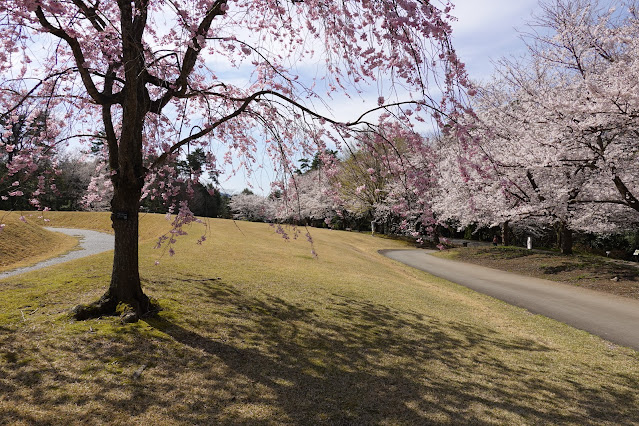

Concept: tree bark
[[72, 192, 152, 320], [557, 222, 573, 255], [72, 151, 155, 320], [108, 183, 150, 309], [501, 221, 510, 246], [72, 24, 154, 320]]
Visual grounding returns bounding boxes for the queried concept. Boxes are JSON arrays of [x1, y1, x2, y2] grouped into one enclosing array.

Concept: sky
[[222, 0, 545, 194], [449, 0, 541, 82]]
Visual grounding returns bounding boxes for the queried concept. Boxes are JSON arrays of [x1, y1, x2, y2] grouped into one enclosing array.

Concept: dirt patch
[[445, 247, 639, 300]]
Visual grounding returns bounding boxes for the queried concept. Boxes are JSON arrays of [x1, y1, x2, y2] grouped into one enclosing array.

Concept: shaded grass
[[0, 211, 78, 272], [1, 216, 638, 424]]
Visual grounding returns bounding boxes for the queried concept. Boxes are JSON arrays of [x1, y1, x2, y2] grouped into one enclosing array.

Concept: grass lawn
[[1, 213, 638, 424]]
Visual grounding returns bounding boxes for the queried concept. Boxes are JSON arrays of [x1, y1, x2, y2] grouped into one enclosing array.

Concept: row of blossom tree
[[230, 124, 439, 244], [230, 0, 639, 255], [436, 0, 639, 254]]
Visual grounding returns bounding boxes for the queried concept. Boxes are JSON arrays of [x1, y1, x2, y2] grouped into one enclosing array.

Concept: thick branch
[[150, 88, 263, 170], [572, 199, 629, 205], [347, 100, 446, 126], [149, 1, 228, 114], [526, 170, 546, 202], [148, 88, 341, 169], [35, 7, 110, 105], [150, 89, 444, 172], [71, 0, 107, 31], [612, 174, 639, 212], [102, 66, 119, 171]]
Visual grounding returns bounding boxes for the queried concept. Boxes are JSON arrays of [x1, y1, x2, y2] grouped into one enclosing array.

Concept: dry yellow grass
[[0, 211, 78, 272], [1, 213, 638, 424]]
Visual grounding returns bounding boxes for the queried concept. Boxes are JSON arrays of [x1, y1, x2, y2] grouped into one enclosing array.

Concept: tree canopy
[[0, 0, 471, 318]]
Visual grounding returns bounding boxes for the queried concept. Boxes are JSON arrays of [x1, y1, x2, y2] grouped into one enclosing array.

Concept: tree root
[[71, 293, 159, 321]]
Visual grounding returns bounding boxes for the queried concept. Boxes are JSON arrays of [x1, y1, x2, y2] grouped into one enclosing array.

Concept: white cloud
[[449, 0, 540, 81]]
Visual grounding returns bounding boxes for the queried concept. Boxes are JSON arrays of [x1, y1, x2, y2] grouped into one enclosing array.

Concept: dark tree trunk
[[73, 124, 156, 320], [107, 183, 150, 311], [72, 133, 155, 320], [73, 184, 153, 320], [72, 19, 155, 320], [501, 221, 510, 246], [432, 224, 441, 244], [557, 222, 573, 255]]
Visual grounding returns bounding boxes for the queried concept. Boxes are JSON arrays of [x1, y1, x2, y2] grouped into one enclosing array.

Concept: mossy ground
[[1, 214, 638, 424]]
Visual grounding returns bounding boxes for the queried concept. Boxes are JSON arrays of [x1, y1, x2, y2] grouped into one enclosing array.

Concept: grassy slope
[[0, 211, 78, 272], [1, 213, 638, 424]]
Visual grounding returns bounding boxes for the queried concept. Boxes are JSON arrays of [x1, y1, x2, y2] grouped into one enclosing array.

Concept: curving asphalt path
[[0, 227, 114, 279], [381, 249, 639, 351]]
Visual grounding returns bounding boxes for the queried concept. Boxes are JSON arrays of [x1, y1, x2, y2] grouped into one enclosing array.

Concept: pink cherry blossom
[[0, 0, 471, 318]]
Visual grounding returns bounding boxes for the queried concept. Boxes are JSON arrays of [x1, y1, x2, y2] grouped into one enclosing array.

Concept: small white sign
[[633, 250, 639, 256]]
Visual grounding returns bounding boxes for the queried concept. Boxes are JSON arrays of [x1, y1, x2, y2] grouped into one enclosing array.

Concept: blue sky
[[450, 0, 541, 82]]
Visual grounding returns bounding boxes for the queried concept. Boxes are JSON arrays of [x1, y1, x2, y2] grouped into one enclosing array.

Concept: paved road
[[0, 227, 114, 279], [381, 249, 639, 351]]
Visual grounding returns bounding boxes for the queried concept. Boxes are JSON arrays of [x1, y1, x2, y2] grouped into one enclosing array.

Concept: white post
[[527, 236, 532, 250]]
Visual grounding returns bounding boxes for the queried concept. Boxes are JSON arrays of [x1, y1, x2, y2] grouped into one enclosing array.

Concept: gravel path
[[381, 248, 639, 351], [0, 227, 114, 279]]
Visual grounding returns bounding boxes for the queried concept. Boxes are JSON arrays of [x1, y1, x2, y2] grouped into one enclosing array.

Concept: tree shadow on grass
[[2, 276, 639, 424], [143, 277, 638, 424]]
